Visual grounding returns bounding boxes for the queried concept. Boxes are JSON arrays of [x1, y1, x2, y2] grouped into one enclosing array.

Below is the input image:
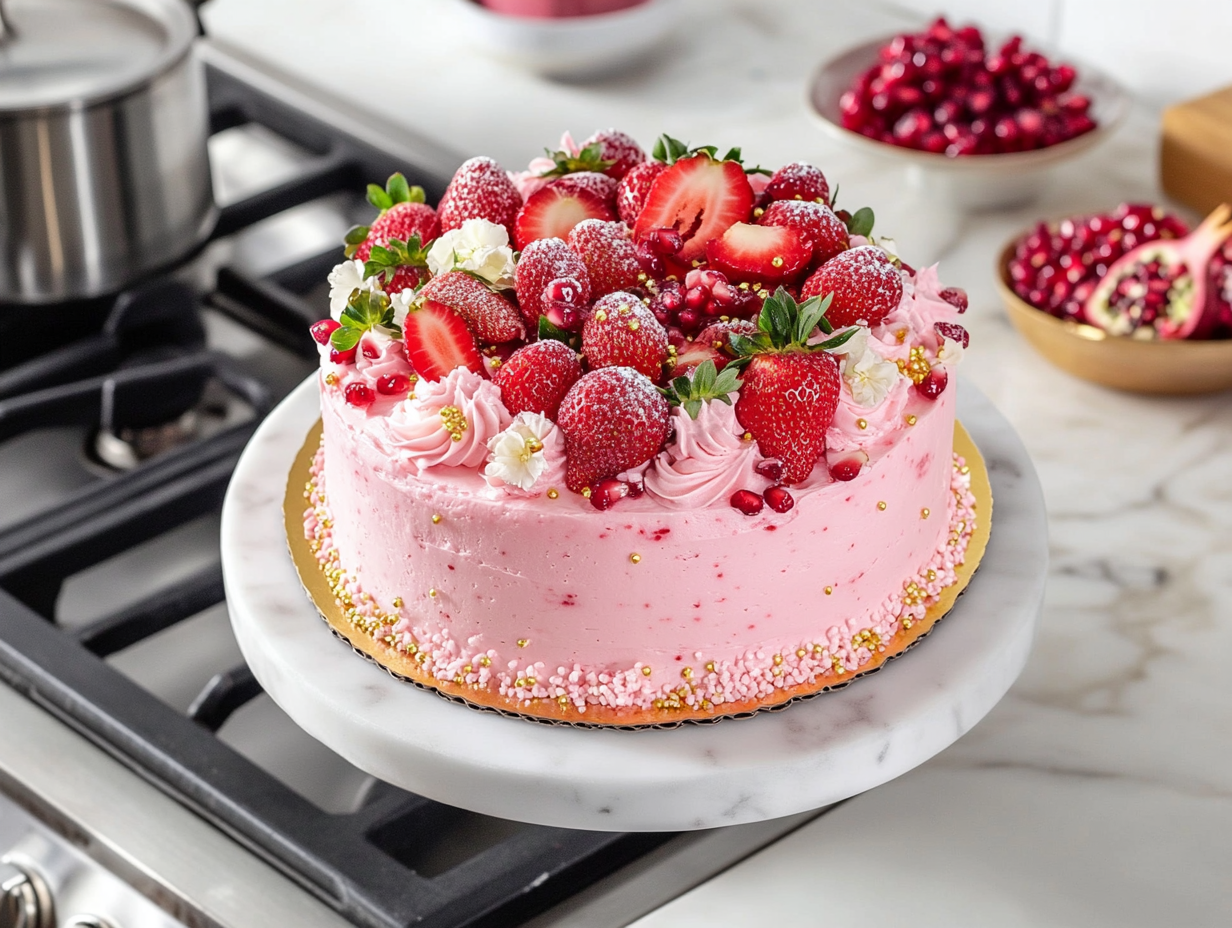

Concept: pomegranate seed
[[939, 287, 968, 311], [828, 453, 866, 482], [764, 486, 795, 513], [934, 321, 969, 347], [917, 368, 948, 400], [330, 345, 357, 364], [377, 373, 411, 395], [310, 318, 340, 345], [589, 478, 630, 511], [730, 489, 764, 516], [344, 382, 374, 407], [755, 459, 785, 482]]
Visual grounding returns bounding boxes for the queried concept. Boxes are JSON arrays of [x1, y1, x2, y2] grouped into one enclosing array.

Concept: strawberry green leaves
[[660, 359, 743, 419], [649, 134, 771, 175], [844, 206, 875, 238], [329, 288, 402, 352], [363, 234, 429, 286], [538, 141, 616, 178], [538, 315, 582, 351], [366, 172, 426, 212], [728, 287, 856, 361]]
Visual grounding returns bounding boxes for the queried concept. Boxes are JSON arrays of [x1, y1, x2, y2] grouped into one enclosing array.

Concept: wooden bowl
[[995, 241, 1232, 395]]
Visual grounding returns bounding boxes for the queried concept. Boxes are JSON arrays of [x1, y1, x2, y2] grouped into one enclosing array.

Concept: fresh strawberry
[[765, 162, 830, 204], [356, 203, 440, 261], [514, 238, 591, 327], [581, 128, 646, 179], [567, 219, 641, 297], [550, 172, 619, 207], [493, 338, 584, 419], [633, 154, 754, 262], [671, 339, 727, 375], [514, 185, 614, 252], [556, 367, 671, 492], [402, 300, 483, 380], [729, 288, 849, 484], [582, 292, 669, 381], [616, 161, 667, 224], [438, 156, 522, 239], [418, 271, 525, 343], [705, 222, 811, 283], [758, 200, 849, 266], [800, 246, 904, 327]]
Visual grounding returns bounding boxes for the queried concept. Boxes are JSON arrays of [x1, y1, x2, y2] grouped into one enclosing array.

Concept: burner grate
[[0, 52, 674, 928]]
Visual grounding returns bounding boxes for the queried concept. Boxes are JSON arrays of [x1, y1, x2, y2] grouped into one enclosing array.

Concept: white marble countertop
[[203, 0, 1232, 923]]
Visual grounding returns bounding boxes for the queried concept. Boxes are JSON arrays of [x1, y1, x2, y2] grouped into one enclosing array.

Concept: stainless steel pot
[[0, 0, 216, 304]]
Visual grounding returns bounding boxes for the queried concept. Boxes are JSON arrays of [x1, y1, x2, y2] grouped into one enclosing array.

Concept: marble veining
[[220, 377, 1046, 831]]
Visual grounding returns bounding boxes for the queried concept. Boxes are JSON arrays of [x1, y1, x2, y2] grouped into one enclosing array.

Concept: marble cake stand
[[221, 377, 1047, 832]]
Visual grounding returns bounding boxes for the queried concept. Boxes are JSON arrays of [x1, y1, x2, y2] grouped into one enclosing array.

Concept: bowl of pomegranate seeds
[[996, 203, 1232, 394], [809, 18, 1128, 209]]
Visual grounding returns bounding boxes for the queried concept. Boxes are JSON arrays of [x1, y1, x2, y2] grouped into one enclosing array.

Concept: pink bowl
[[478, 0, 649, 17]]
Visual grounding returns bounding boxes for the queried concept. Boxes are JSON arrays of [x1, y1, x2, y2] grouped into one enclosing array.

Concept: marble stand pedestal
[[221, 377, 1047, 832]]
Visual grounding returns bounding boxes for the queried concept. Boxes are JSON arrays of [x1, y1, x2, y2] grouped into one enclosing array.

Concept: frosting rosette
[[351, 331, 413, 392], [826, 374, 911, 457], [380, 368, 510, 471], [880, 264, 961, 355], [483, 413, 567, 496], [644, 399, 768, 509]]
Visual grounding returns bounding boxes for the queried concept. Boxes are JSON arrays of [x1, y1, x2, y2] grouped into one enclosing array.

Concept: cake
[[296, 129, 980, 725]]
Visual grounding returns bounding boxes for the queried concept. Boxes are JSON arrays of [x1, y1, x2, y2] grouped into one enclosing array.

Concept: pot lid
[[0, 0, 197, 113]]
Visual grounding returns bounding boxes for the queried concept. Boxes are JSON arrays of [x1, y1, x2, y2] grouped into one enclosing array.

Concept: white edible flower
[[484, 413, 557, 491], [843, 341, 902, 408], [426, 218, 516, 289], [327, 259, 370, 319]]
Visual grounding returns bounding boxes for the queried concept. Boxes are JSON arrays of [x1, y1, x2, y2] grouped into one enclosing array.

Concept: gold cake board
[[284, 420, 992, 729]]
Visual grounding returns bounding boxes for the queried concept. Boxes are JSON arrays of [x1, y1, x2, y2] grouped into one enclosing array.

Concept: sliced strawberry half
[[633, 155, 754, 262], [403, 300, 483, 380], [514, 185, 615, 252], [705, 222, 810, 283]]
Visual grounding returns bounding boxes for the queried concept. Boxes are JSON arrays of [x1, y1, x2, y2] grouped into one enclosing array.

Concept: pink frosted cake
[[298, 130, 979, 725]]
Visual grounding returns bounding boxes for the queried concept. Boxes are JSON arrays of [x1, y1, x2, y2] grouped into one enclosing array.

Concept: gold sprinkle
[[742, 431, 754, 442], [558, 695, 570, 706], [525, 436, 544, 454], [439, 406, 468, 438], [324, 372, 339, 386], [517, 638, 529, 648], [771, 256, 784, 268], [692, 259, 702, 267], [630, 553, 642, 564], [960, 465, 970, 475], [489, 358, 501, 369], [681, 667, 693, 679], [479, 655, 491, 667], [813, 644, 824, 656], [877, 501, 887, 511], [896, 328, 908, 343], [752, 206, 765, 218], [637, 271, 648, 282], [772, 653, 783, 666], [751, 282, 762, 292], [515, 678, 526, 688], [432, 514, 442, 524], [906, 414, 918, 426], [921, 507, 930, 519], [526, 676, 537, 687], [824, 586, 833, 595], [581, 487, 592, 498], [856, 418, 868, 430], [594, 309, 608, 323], [642, 665, 652, 676], [409, 374, 419, 384], [705, 661, 716, 673], [428, 588, 437, 598], [927, 569, 937, 581], [796, 648, 807, 658], [628, 319, 641, 331], [547, 488, 559, 499], [392, 596, 403, 608]]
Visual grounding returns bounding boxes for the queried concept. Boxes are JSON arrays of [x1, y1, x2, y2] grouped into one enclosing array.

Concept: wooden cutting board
[[1161, 86, 1232, 213]]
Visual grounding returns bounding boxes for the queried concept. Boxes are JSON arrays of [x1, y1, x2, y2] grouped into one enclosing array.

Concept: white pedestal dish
[[221, 376, 1047, 832]]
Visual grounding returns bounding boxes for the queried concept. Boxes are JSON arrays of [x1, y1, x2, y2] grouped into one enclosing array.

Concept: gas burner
[[91, 411, 205, 472]]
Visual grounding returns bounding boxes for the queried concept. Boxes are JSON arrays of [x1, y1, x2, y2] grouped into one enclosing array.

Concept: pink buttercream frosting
[[378, 368, 511, 471], [644, 399, 769, 509]]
